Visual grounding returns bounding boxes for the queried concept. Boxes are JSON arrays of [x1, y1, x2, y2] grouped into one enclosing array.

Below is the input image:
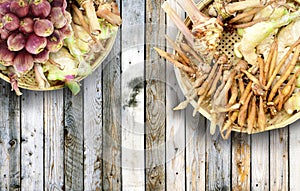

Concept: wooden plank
[[121, 0, 145, 190], [83, 67, 103, 191], [251, 131, 269, 190], [0, 82, 11, 190], [185, 105, 206, 191], [20, 91, 44, 190], [145, 0, 166, 190], [8, 91, 21, 191], [64, 90, 84, 190], [289, 121, 300, 190], [269, 128, 288, 190], [165, 1, 186, 190], [0, 82, 21, 191], [102, 31, 122, 190], [231, 133, 251, 191], [44, 90, 64, 190], [206, 122, 231, 191]]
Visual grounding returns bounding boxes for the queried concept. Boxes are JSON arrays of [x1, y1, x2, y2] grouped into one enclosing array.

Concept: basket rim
[[173, 0, 300, 134]]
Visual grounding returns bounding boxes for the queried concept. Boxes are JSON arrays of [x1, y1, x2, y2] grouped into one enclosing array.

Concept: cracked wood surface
[[0, 0, 298, 190]]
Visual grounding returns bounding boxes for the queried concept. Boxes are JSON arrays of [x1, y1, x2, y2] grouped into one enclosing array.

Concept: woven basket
[[0, 30, 117, 91], [174, 0, 300, 134]]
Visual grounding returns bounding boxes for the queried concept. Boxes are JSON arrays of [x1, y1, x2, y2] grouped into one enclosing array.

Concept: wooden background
[[1, 0, 300, 190]]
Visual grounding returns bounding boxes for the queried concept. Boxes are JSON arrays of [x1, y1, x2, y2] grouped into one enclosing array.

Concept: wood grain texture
[[165, 1, 186, 190], [44, 90, 64, 191], [251, 132, 269, 190], [83, 67, 103, 191], [289, 121, 300, 190], [185, 106, 206, 191], [206, 122, 231, 191], [64, 90, 84, 190], [121, 0, 146, 190], [145, 0, 166, 190], [0, 82, 20, 191], [21, 91, 44, 191], [231, 133, 250, 191], [102, 31, 122, 191], [270, 128, 288, 190]]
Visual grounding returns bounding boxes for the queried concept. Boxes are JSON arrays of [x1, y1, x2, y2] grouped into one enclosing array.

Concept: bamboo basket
[[174, 0, 300, 134], [0, 33, 117, 91]]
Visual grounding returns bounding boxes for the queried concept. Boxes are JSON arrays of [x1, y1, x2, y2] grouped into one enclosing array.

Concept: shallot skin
[[10, 0, 29, 18], [34, 19, 54, 37], [25, 33, 47, 55], [2, 13, 20, 31], [7, 32, 26, 51]]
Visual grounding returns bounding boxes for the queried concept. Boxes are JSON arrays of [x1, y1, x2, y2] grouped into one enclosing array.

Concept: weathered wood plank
[[44, 90, 64, 191], [21, 91, 44, 190], [64, 90, 84, 190], [0, 83, 10, 190], [102, 31, 122, 190], [8, 87, 21, 191], [231, 133, 251, 191], [121, 0, 145, 190], [289, 121, 300, 190], [0, 82, 21, 191], [251, 131, 269, 190], [185, 106, 206, 191], [165, 1, 186, 190], [270, 128, 288, 190], [206, 123, 231, 191], [145, 0, 166, 190], [83, 67, 103, 191]]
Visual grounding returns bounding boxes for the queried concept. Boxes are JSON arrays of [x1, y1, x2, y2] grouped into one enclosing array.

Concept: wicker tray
[[0, 22, 118, 91], [174, 0, 300, 134]]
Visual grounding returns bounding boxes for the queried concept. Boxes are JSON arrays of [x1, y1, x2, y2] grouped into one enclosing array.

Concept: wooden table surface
[[1, 0, 300, 190]]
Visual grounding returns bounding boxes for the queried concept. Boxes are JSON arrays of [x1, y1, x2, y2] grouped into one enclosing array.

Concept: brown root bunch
[[155, 32, 300, 138]]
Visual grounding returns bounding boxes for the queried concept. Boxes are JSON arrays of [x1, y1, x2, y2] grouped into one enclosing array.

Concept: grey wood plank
[[64, 89, 84, 190], [102, 31, 122, 191], [251, 131, 269, 190], [165, 1, 186, 190], [231, 133, 251, 191], [0, 81, 21, 191], [145, 0, 166, 190], [270, 128, 288, 190], [83, 66, 103, 191], [206, 123, 231, 191], [20, 90, 44, 191], [185, 106, 206, 191], [0, 82, 10, 191], [44, 90, 64, 191], [289, 121, 300, 190], [121, 0, 146, 190], [8, 87, 21, 191]]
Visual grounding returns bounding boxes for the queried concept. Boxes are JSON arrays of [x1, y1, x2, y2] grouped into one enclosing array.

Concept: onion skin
[[46, 30, 63, 52], [33, 49, 49, 63], [19, 17, 34, 33], [51, 0, 67, 10], [0, 2, 11, 16], [13, 50, 34, 74], [2, 13, 20, 31], [7, 32, 26, 51], [34, 19, 54, 37], [49, 7, 67, 29], [0, 42, 15, 66], [0, 28, 10, 40], [25, 33, 47, 54], [10, 0, 29, 18], [30, 0, 51, 18]]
